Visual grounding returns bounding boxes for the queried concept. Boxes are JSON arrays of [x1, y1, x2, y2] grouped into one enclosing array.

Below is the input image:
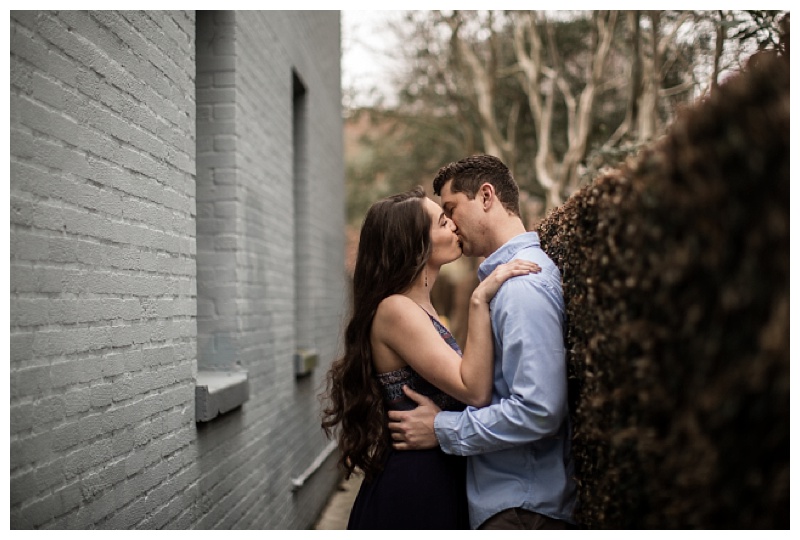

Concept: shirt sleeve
[[434, 277, 568, 456]]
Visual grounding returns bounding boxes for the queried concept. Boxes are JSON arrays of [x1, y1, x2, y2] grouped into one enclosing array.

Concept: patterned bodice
[[376, 312, 466, 412]]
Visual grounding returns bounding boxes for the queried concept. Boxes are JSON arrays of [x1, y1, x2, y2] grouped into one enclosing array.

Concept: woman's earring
[[425, 269, 428, 288]]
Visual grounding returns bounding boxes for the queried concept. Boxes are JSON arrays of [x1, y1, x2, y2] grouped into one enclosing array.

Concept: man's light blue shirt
[[434, 232, 577, 529]]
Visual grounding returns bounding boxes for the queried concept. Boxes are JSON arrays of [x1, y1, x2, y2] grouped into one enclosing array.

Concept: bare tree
[[357, 10, 787, 213], [443, 11, 521, 171], [439, 11, 620, 208]]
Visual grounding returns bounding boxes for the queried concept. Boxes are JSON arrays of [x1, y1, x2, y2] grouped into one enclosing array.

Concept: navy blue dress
[[347, 314, 470, 530]]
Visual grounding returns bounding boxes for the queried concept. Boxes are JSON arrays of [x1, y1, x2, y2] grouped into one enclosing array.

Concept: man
[[388, 154, 576, 530]]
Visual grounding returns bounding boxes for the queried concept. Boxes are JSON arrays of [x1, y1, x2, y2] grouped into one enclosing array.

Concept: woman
[[321, 187, 539, 529]]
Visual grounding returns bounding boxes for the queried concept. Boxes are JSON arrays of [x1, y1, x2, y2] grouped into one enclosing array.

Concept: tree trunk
[[515, 11, 620, 210], [609, 10, 642, 146], [711, 11, 726, 92], [446, 12, 515, 165], [638, 11, 661, 142]]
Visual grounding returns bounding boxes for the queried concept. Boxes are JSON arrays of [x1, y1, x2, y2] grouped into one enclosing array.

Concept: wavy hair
[[321, 187, 431, 481]]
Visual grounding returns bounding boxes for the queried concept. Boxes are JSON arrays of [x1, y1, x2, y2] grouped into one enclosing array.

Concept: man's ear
[[479, 183, 495, 211]]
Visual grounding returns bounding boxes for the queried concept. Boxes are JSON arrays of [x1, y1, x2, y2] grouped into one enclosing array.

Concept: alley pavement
[[313, 473, 363, 529]]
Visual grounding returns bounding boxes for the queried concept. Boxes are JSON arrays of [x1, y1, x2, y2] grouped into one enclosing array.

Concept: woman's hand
[[473, 259, 541, 303]]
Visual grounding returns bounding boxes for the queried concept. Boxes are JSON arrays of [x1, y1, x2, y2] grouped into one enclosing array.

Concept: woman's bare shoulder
[[375, 294, 418, 323]]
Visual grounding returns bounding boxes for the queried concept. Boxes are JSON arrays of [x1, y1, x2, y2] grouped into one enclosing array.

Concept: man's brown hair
[[432, 154, 520, 217]]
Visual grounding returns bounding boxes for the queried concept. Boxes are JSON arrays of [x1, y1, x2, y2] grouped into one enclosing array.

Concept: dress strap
[[413, 302, 436, 320]]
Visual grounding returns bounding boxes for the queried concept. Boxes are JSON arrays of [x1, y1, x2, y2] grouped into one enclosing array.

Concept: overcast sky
[[341, 10, 403, 108]]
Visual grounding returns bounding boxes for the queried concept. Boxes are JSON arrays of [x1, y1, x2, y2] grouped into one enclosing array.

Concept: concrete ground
[[313, 473, 364, 529]]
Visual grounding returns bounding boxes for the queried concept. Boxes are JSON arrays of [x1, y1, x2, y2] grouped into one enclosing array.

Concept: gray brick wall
[[10, 10, 346, 529], [192, 11, 347, 529], [196, 11, 238, 371]]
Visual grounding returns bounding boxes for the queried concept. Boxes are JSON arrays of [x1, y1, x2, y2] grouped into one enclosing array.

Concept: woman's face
[[424, 197, 462, 267]]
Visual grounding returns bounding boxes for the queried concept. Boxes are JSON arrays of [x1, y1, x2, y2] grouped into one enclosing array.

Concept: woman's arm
[[434, 277, 568, 455], [374, 260, 539, 407]]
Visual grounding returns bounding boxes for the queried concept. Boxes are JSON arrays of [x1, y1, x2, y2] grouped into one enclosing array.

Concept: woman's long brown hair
[[321, 187, 431, 481]]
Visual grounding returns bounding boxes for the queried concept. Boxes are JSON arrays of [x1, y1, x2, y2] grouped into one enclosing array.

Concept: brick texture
[[10, 10, 346, 529]]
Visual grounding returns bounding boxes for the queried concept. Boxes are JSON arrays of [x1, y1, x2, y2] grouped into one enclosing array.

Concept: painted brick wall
[[9, 10, 199, 528], [195, 11, 238, 370], [10, 10, 346, 529], [192, 11, 347, 529]]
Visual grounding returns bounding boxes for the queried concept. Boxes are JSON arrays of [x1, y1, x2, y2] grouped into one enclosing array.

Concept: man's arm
[[436, 278, 567, 455], [389, 278, 568, 455]]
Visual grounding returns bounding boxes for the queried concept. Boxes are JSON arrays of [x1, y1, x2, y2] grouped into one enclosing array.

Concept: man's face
[[439, 180, 488, 258], [423, 197, 462, 266]]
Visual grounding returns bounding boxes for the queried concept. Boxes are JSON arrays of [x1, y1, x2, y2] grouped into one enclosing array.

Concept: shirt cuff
[[433, 410, 461, 455]]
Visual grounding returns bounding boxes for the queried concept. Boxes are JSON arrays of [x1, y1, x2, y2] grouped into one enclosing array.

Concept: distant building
[[10, 10, 347, 529]]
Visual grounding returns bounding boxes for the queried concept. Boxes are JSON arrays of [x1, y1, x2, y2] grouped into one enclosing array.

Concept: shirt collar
[[478, 232, 541, 281]]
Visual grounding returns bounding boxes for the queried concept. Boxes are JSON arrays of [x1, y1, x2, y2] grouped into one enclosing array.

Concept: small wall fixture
[[294, 349, 318, 378]]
